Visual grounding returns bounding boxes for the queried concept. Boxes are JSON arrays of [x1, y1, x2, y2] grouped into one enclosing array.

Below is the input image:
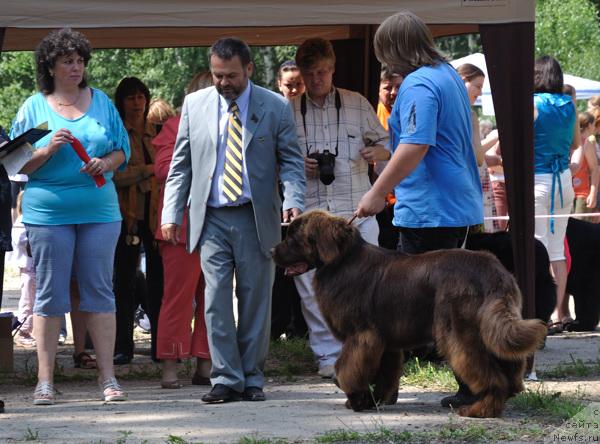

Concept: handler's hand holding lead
[[161, 223, 181, 245], [283, 207, 301, 223], [355, 189, 386, 218]]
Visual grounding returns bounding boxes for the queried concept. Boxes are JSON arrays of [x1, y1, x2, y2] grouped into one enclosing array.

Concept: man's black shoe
[[440, 391, 479, 408], [113, 353, 133, 365], [243, 386, 266, 401], [201, 384, 242, 403]]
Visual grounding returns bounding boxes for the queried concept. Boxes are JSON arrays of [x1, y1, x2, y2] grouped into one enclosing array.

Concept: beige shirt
[[290, 88, 388, 220]]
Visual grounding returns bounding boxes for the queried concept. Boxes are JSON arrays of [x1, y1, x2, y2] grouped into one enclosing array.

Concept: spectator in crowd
[[161, 37, 305, 403], [0, 125, 12, 414], [375, 65, 402, 249], [456, 63, 499, 232], [11, 28, 129, 404], [153, 71, 213, 389], [355, 11, 483, 408], [147, 99, 176, 134], [277, 60, 305, 100], [587, 95, 600, 112], [271, 60, 308, 340], [290, 37, 389, 378], [570, 112, 599, 221], [113, 77, 163, 364], [12, 191, 35, 347], [531, 56, 578, 335]]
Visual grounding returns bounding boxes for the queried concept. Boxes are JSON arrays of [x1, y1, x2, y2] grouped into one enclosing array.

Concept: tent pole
[[480, 22, 536, 321]]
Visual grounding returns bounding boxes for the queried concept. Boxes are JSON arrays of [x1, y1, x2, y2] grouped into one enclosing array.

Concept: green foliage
[[435, 34, 482, 60], [0, 45, 296, 132], [0, 51, 36, 130], [511, 385, 586, 420], [400, 357, 458, 391], [265, 337, 316, 379], [536, 0, 600, 81]]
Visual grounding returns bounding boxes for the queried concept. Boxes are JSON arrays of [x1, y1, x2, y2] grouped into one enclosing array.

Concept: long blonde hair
[[374, 11, 445, 77]]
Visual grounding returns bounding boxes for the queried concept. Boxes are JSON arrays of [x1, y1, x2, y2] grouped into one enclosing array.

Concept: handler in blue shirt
[[356, 11, 483, 407]]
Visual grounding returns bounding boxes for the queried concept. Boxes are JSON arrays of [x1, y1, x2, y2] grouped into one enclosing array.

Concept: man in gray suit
[[161, 38, 305, 403]]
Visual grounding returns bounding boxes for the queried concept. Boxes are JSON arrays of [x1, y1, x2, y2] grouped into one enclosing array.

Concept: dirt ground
[[1, 283, 600, 443]]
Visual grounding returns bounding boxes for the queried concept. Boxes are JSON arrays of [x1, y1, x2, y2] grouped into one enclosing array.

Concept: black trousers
[[397, 226, 468, 254], [113, 220, 163, 359]]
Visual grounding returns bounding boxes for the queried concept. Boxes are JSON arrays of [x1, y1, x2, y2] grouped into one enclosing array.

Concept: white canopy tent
[[451, 52, 600, 115], [0, 0, 540, 319]]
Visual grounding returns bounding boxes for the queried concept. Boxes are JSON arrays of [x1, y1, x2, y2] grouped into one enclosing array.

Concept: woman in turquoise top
[[532, 56, 578, 334], [10, 28, 130, 405]]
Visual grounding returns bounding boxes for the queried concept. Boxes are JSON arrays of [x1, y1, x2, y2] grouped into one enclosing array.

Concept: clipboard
[[0, 128, 51, 159]]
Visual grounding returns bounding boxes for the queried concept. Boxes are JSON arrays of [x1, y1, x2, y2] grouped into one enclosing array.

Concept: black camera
[[308, 150, 336, 185]]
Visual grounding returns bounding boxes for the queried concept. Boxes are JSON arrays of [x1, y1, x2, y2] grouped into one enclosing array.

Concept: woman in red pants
[[153, 72, 213, 388]]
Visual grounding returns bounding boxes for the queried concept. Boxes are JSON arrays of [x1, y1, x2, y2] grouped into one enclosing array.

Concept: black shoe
[[201, 384, 242, 403], [440, 391, 480, 408], [113, 353, 133, 365], [0, 399, 4, 413], [243, 386, 266, 402]]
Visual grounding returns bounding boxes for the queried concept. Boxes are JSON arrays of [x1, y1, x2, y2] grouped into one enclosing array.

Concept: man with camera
[[289, 38, 389, 378]]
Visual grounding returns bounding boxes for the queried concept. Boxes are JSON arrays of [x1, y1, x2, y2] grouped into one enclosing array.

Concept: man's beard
[[216, 83, 243, 100]]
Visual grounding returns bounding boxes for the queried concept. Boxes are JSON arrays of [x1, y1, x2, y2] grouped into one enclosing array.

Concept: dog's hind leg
[[446, 345, 511, 418], [335, 330, 385, 412], [372, 349, 404, 406]]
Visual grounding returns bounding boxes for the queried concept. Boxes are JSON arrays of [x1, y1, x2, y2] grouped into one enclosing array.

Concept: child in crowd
[[12, 191, 36, 347]]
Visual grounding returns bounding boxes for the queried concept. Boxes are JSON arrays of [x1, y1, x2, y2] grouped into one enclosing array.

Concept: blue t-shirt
[[533, 93, 575, 175], [389, 62, 483, 228], [10, 88, 130, 225]]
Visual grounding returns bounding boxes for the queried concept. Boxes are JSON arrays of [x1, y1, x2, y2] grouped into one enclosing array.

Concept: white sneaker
[[58, 333, 67, 345], [318, 364, 335, 378], [138, 314, 151, 333]]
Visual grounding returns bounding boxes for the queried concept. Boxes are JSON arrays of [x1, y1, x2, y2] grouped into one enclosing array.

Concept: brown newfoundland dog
[[272, 210, 547, 418]]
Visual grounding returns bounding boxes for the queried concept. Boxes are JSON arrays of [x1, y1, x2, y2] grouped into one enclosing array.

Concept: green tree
[[536, 0, 600, 80], [0, 45, 297, 131], [0, 51, 36, 130]]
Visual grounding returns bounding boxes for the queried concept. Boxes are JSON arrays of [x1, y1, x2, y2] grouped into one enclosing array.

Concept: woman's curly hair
[[35, 28, 92, 94]]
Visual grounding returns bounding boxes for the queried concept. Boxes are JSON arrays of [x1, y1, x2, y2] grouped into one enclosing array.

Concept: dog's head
[[272, 210, 361, 276]]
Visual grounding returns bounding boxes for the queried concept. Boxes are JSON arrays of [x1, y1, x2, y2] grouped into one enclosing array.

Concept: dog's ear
[[305, 212, 355, 264]]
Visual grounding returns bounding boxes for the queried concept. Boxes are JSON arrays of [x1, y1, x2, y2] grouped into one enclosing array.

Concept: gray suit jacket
[[161, 83, 305, 256]]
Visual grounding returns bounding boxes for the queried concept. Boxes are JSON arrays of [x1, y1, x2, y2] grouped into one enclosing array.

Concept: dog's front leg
[[335, 330, 385, 412]]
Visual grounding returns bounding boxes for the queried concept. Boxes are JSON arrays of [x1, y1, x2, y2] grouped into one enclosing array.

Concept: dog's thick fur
[[272, 211, 547, 418]]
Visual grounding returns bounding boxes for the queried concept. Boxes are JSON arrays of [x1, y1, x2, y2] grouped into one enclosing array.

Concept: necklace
[[54, 89, 82, 107]]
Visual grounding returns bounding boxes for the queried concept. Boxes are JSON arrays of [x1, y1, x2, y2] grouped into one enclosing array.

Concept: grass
[[539, 354, 600, 379], [23, 427, 39, 441], [237, 437, 292, 444], [264, 337, 316, 380], [317, 421, 545, 443], [400, 357, 458, 391], [510, 384, 586, 420]]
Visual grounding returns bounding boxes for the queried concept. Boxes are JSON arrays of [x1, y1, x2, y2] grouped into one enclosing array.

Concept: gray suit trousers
[[200, 204, 274, 392]]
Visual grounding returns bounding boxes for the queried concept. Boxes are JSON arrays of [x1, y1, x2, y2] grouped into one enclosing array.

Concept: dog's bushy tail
[[479, 297, 547, 361]]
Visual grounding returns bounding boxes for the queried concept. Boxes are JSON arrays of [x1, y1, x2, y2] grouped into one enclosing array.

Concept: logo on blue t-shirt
[[406, 102, 417, 135]]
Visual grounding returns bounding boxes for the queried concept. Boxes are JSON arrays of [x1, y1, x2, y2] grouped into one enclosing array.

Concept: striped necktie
[[223, 101, 243, 203]]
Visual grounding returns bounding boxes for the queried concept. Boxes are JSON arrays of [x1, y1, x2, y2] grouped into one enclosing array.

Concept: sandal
[[73, 352, 97, 369], [161, 380, 183, 389], [547, 319, 563, 335], [561, 316, 576, 332], [100, 377, 127, 402], [33, 381, 55, 405]]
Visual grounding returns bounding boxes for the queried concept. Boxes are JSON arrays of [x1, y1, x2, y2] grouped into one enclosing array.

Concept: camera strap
[[300, 89, 341, 157]]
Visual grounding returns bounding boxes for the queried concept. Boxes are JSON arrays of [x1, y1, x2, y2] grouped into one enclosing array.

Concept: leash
[[347, 214, 357, 225]]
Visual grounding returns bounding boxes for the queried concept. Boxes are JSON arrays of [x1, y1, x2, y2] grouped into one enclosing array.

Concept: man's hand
[[304, 156, 319, 178], [359, 145, 390, 163], [355, 188, 387, 218], [283, 207, 301, 223], [161, 223, 181, 245]]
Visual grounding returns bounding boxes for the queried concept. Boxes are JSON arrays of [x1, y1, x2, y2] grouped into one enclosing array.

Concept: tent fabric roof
[[3, 0, 534, 29]]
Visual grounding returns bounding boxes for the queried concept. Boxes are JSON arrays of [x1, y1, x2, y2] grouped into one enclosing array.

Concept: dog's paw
[[346, 391, 375, 412]]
